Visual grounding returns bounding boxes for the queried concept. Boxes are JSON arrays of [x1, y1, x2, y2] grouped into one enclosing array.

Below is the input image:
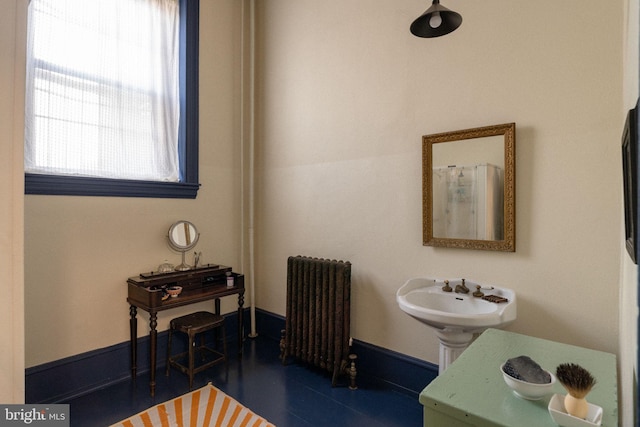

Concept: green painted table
[[419, 329, 618, 427]]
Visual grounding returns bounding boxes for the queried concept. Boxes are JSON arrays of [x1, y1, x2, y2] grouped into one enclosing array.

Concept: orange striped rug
[[111, 383, 275, 427]]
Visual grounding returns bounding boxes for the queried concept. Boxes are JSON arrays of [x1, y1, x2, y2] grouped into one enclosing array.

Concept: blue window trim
[[25, 0, 200, 199]]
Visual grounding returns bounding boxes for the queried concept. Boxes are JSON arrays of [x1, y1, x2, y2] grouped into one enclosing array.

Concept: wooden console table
[[419, 329, 617, 427], [127, 264, 245, 396]]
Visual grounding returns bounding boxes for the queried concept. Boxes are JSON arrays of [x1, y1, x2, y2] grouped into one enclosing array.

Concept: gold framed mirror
[[423, 123, 516, 251]]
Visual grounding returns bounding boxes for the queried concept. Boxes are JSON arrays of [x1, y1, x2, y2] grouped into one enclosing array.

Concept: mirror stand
[[175, 250, 191, 271]]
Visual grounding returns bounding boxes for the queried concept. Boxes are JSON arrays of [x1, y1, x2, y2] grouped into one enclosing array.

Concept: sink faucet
[[442, 280, 452, 292], [455, 279, 469, 294]]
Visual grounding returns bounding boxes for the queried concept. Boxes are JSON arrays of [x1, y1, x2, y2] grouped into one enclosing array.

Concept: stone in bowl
[[501, 356, 555, 400]]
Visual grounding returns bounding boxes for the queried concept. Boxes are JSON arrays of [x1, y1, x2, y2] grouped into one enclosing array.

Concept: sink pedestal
[[435, 329, 475, 374]]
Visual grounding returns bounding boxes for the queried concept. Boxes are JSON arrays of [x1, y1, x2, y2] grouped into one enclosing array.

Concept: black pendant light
[[410, 0, 462, 38]]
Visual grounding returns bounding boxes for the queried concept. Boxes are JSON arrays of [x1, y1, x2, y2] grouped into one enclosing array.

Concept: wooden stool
[[165, 311, 227, 389]]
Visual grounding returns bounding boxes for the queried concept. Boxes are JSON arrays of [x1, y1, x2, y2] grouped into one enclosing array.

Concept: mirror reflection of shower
[[432, 164, 503, 240]]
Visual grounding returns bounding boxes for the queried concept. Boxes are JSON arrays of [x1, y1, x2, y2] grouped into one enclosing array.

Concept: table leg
[[149, 312, 158, 397], [214, 298, 221, 351], [129, 305, 137, 379], [237, 291, 245, 356]]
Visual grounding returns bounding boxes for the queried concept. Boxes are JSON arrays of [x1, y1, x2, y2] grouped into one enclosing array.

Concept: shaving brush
[[556, 363, 596, 419]]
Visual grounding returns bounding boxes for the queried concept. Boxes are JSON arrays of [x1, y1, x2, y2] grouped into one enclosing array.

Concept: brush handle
[[564, 394, 588, 419]]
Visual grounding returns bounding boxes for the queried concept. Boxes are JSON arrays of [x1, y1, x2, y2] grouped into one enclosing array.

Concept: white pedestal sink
[[396, 277, 517, 373]]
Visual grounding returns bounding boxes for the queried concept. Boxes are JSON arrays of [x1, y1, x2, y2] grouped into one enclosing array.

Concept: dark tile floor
[[64, 335, 423, 426]]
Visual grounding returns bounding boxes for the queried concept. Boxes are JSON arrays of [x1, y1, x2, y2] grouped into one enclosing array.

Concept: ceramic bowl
[[166, 286, 182, 297], [500, 363, 556, 400]]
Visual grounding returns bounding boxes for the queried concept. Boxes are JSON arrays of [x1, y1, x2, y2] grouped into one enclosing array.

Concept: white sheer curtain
[[484, 164, 504, 240], [432, 167, 448, 237], [25, 0, 180, 182]]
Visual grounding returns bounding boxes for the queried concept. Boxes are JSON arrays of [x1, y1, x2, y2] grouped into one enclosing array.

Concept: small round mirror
[[168, 221, 199, 251], [167, 221, 199, 270]]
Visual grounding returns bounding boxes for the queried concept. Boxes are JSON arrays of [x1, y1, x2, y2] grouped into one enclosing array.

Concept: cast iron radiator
[[279, 255, 357, 389]]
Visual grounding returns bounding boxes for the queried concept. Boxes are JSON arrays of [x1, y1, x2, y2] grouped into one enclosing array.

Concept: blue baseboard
[[253, 309, 438, 396], [26, 308, 438, 403], [26, 311, 243, 404]]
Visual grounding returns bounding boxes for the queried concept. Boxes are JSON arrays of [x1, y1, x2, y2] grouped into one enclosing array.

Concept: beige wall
[[23, 0, 245, 367], [3, 0, 636, 422], [621, 0, 639, 424], [254, 0, 624, 388], [0, 0, 25, 404]]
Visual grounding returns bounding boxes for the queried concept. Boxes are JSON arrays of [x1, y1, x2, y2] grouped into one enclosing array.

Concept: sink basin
[[396, 277, 516, 332], [397, 277, 517, 373]]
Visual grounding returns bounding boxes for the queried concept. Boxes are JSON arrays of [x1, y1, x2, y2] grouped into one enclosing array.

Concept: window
[[24, 0, 200, 198]]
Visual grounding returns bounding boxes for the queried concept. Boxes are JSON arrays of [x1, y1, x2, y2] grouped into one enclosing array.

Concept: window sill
[[25, 173, 200, 199]]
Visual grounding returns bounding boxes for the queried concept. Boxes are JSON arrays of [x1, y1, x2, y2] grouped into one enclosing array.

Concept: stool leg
[[165, 326, 173, 377], [188, 333, 195, 390], [221, 325, 227, 363], [200, 333, 206, 362]]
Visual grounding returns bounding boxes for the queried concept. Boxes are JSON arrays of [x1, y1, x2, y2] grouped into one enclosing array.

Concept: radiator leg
[[279, 329, 287, 364], [347, 354, 358, 390], [332, 354, 357, 389], [332, 362, 344, 387]]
